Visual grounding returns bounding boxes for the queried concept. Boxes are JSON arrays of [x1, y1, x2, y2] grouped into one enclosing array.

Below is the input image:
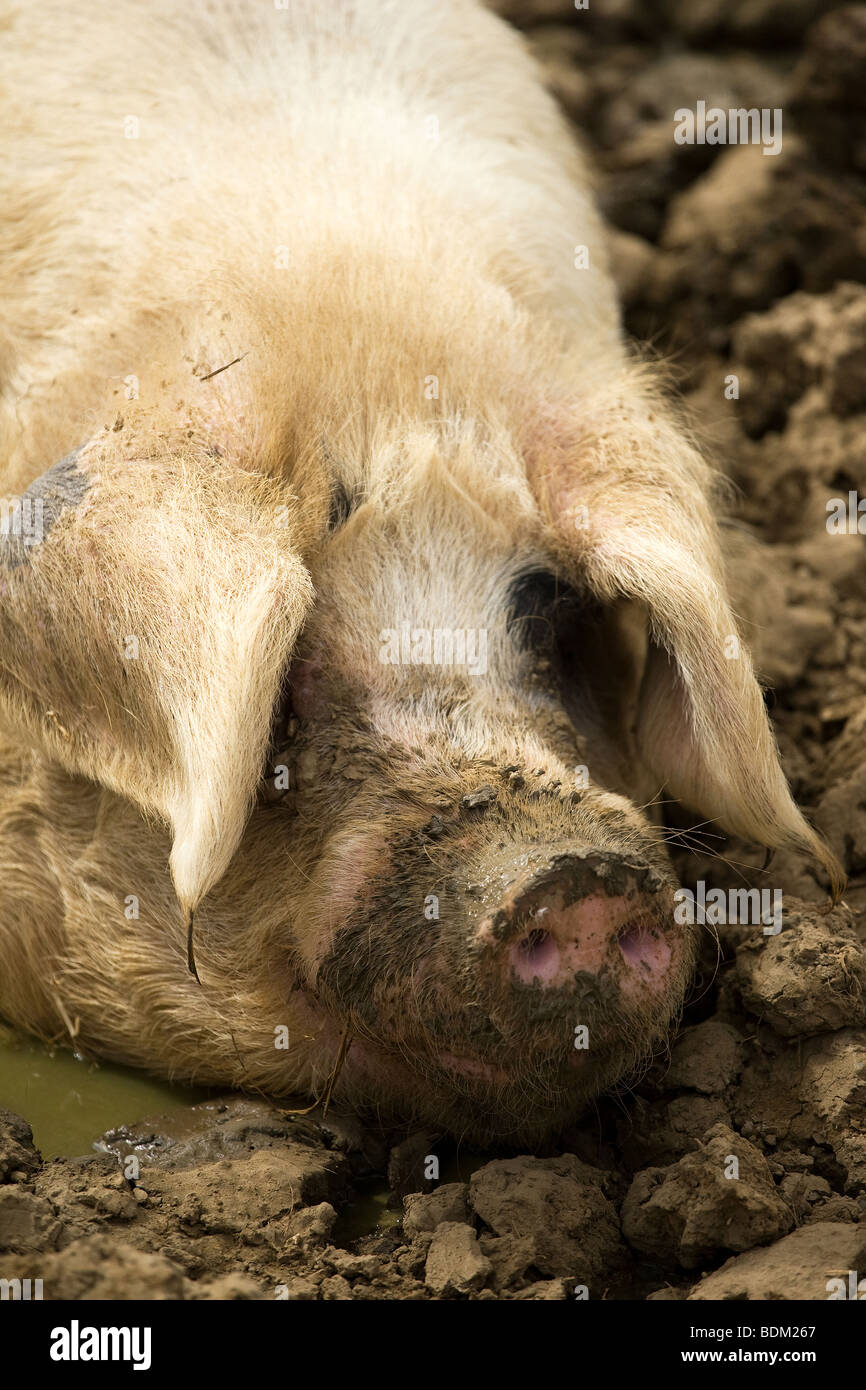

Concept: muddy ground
[[2, 0, 866, 1300]]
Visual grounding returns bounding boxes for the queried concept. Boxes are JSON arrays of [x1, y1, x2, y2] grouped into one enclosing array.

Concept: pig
[[0, 0, 842, 1143]]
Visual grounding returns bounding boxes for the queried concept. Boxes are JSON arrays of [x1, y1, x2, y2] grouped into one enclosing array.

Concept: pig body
[[0, 1, 839, 1141]]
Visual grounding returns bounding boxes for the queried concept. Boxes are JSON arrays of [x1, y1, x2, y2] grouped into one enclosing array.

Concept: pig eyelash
[[505, 568, 587, 651], [327, 480, 358, 532]]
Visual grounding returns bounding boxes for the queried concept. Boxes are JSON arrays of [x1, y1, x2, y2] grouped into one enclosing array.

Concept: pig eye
[[509, 569, 648, 768], [507, 569, 585, 652]]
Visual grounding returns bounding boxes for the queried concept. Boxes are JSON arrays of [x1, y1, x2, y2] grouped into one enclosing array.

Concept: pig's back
[[0, 0, 619, 401]]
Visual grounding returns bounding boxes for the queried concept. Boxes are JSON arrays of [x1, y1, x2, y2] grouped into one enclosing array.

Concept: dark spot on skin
[[328, 479, 357, 533], [0, 449, 90, 569], [320, 437, 360, 533]]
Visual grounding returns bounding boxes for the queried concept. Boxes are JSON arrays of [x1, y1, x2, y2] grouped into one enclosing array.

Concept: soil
[[2, 0, 866, 1300]]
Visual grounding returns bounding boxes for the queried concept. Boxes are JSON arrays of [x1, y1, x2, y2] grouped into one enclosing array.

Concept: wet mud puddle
[[0, 1023, 210, 1158]]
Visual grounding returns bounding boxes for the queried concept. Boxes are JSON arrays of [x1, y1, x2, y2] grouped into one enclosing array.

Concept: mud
[[2, 0, 866, 1299]]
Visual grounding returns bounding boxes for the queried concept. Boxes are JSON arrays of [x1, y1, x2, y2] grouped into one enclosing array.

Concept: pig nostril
[[617, 922, 641, 963], [510, 927, 560, 985], [617, 921, 672, 977]]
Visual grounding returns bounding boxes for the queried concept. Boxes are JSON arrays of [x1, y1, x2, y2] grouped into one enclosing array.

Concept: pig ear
[[526, 392, 844, 897], [0, 442, 313, 922]]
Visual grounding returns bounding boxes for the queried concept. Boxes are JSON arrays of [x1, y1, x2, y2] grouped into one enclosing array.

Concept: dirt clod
[[0, 1109, 41, 1184], [469, 1155, 626, 1286], [735, 900, 866, 1035], [621, 1125, 794, 1269], [425, 1223, 493, 1295], [688, 1222, 866, 1300]]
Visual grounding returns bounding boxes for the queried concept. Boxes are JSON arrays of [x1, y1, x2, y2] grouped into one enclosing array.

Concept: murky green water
[[1, 1023, 495, 1246], [332, 1150, 492, 1245], [332, 1175, 404, 1244], [0, 1024, 210, 1159]]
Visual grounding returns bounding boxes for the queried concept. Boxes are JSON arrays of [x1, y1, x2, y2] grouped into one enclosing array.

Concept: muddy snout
[[469, 848, 685, 1030]]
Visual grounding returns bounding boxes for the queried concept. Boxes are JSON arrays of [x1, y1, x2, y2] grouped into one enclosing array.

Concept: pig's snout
[[315, 826, 693, 1139], [471, 851, 682, 1017], [500, 878, 671, 989]]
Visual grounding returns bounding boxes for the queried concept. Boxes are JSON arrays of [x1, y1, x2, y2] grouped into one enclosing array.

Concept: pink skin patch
[[437, 1047, 586, 1084], [303, 832, 391, 976], [616, 920, 672, 977], [287, 655, 325, 721], [436, 1053, 513, 1085], [510, 926, 561, 984], [484, 891, 676, 996]]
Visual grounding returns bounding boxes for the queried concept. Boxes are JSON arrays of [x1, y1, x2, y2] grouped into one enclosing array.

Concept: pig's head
[[0, 371, 842, 1144], [256, 388, 842, 1143], [270, 441, 690, 1142]]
